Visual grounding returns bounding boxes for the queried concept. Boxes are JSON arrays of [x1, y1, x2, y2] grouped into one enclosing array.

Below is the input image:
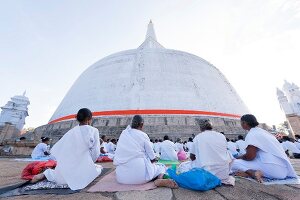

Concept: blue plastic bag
[[167, 168, 221, 191]]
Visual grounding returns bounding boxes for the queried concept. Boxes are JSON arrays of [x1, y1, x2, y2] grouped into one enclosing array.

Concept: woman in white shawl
[[231, 114, 297, 183], [31, 108, 102, 190], [114, 115, 178, 188]]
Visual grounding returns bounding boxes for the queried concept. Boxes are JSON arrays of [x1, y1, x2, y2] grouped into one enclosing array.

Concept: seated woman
[[31, 108, 102, 190], [231, 114, 297, 183], [190, 119, 235, 185], [113, 115, 178, 188], [159, 135, 178, 161], [31, 137, 51, 160], [175, 138, 187, 161]]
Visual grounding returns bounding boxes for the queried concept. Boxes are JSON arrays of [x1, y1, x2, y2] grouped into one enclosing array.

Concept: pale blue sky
[[1, 0, 300, 128]]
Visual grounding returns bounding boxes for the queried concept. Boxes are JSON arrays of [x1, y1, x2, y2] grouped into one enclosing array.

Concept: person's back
[[31, 143, 48, 159], [160, 140, 178, 161], [192, 131, 230, 170], [32, 108, 102, 190]]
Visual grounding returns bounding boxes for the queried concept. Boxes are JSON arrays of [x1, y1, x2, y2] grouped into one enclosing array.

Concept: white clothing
[[31, 143, 50, 159], [186, 142, 193, 152], [175, 142, 184, 152], [231, 127, 297, 179], [190, 130, 234, 184], [114, 126, 166, 184], [236, 139, 247, 155], [44, 125, 102, 190], [153, 143, 160, 153], [295, 142, 300, 150], [227, 141, 238, 156], [106, 142, 116, 154], [231, 159, 288, 179], [282, 141, 300, 154], [159, 140, 178, 161]]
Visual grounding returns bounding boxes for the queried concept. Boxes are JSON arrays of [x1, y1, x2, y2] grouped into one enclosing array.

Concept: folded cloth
[[21, 160, 57, 180], [96, 156, 113, 163]]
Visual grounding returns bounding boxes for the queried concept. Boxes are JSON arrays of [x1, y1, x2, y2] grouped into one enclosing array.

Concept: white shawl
[[51, 125, 101, 190]]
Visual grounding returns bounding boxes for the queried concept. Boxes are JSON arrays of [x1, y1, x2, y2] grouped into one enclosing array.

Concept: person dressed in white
[[175, 138, 187, 161], [31, 137, 51, 160], [100, 135, 108, 154], [236, 135, 247, 155], [227, 138, 239, 157], [106, 139, 117, 154], [175, 138, 184, 152], [31, 108, 102, 190], [231, 114, 297, 183], [189, 119, 234, 185], [159, 135, 178, 161], [153, 139, 160, 154], [294, 135, 300, 150], [281, 136, 300, 158], [186, 138, 193, 152], [113, 115, 178, 188]]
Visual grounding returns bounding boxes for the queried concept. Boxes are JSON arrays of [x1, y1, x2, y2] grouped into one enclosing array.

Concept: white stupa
[[0, 91, 30, 131], [32, 21, 249, 141], [49, 21, 248, 124]]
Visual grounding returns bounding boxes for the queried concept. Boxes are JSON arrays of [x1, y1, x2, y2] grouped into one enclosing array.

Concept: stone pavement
[[1, 158, 300, 200]]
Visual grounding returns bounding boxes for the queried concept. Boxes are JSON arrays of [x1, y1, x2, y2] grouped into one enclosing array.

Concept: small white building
[[0, 91, 30, 131], [277, 81, 300, 136]]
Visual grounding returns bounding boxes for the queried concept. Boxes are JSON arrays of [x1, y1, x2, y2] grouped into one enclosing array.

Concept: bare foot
[[234, 171, 249, 178], [31, 173, 46, 184], [254, 170, 263, 183], [154, 179, 178, 189]]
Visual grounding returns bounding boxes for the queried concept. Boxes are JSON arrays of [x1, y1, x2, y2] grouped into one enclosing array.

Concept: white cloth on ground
[[113, 126, 166, 184], [231, 127, 297, 179], [159, 140, 178, 161], [43, 125, 102, 190], [190, 130, 234, 185]]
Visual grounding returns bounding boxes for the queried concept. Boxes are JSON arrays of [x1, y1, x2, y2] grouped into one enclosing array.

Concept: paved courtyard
[[0, 158, 300, 200]]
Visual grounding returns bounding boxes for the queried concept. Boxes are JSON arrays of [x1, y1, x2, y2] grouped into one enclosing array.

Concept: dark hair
[[238, 135, 244, 140], [241, 114, 259, 128], [282, 136, 290, 141], [163, 135, 169, 141], [155, 139, 158, 142], [101, 135, 106, 140], [41, 137, 50, 143], [111, 139, 117, 143], [188, 137, 193, 142], [76, 108, 92, 123], [159, 139, 163, 142], [295, 135, 300, 139], [220, 132, 225, 135], [131, 115, 144, 129]]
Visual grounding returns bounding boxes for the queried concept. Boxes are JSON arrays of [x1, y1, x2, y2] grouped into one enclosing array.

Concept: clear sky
[[1, 0, 300, 128]]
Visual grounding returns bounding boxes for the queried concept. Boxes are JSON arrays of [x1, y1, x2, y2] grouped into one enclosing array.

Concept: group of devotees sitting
[[30, 108, 298, 190]]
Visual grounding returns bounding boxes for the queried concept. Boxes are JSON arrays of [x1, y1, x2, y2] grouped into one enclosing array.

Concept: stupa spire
[[145, 20, 157, 41]]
